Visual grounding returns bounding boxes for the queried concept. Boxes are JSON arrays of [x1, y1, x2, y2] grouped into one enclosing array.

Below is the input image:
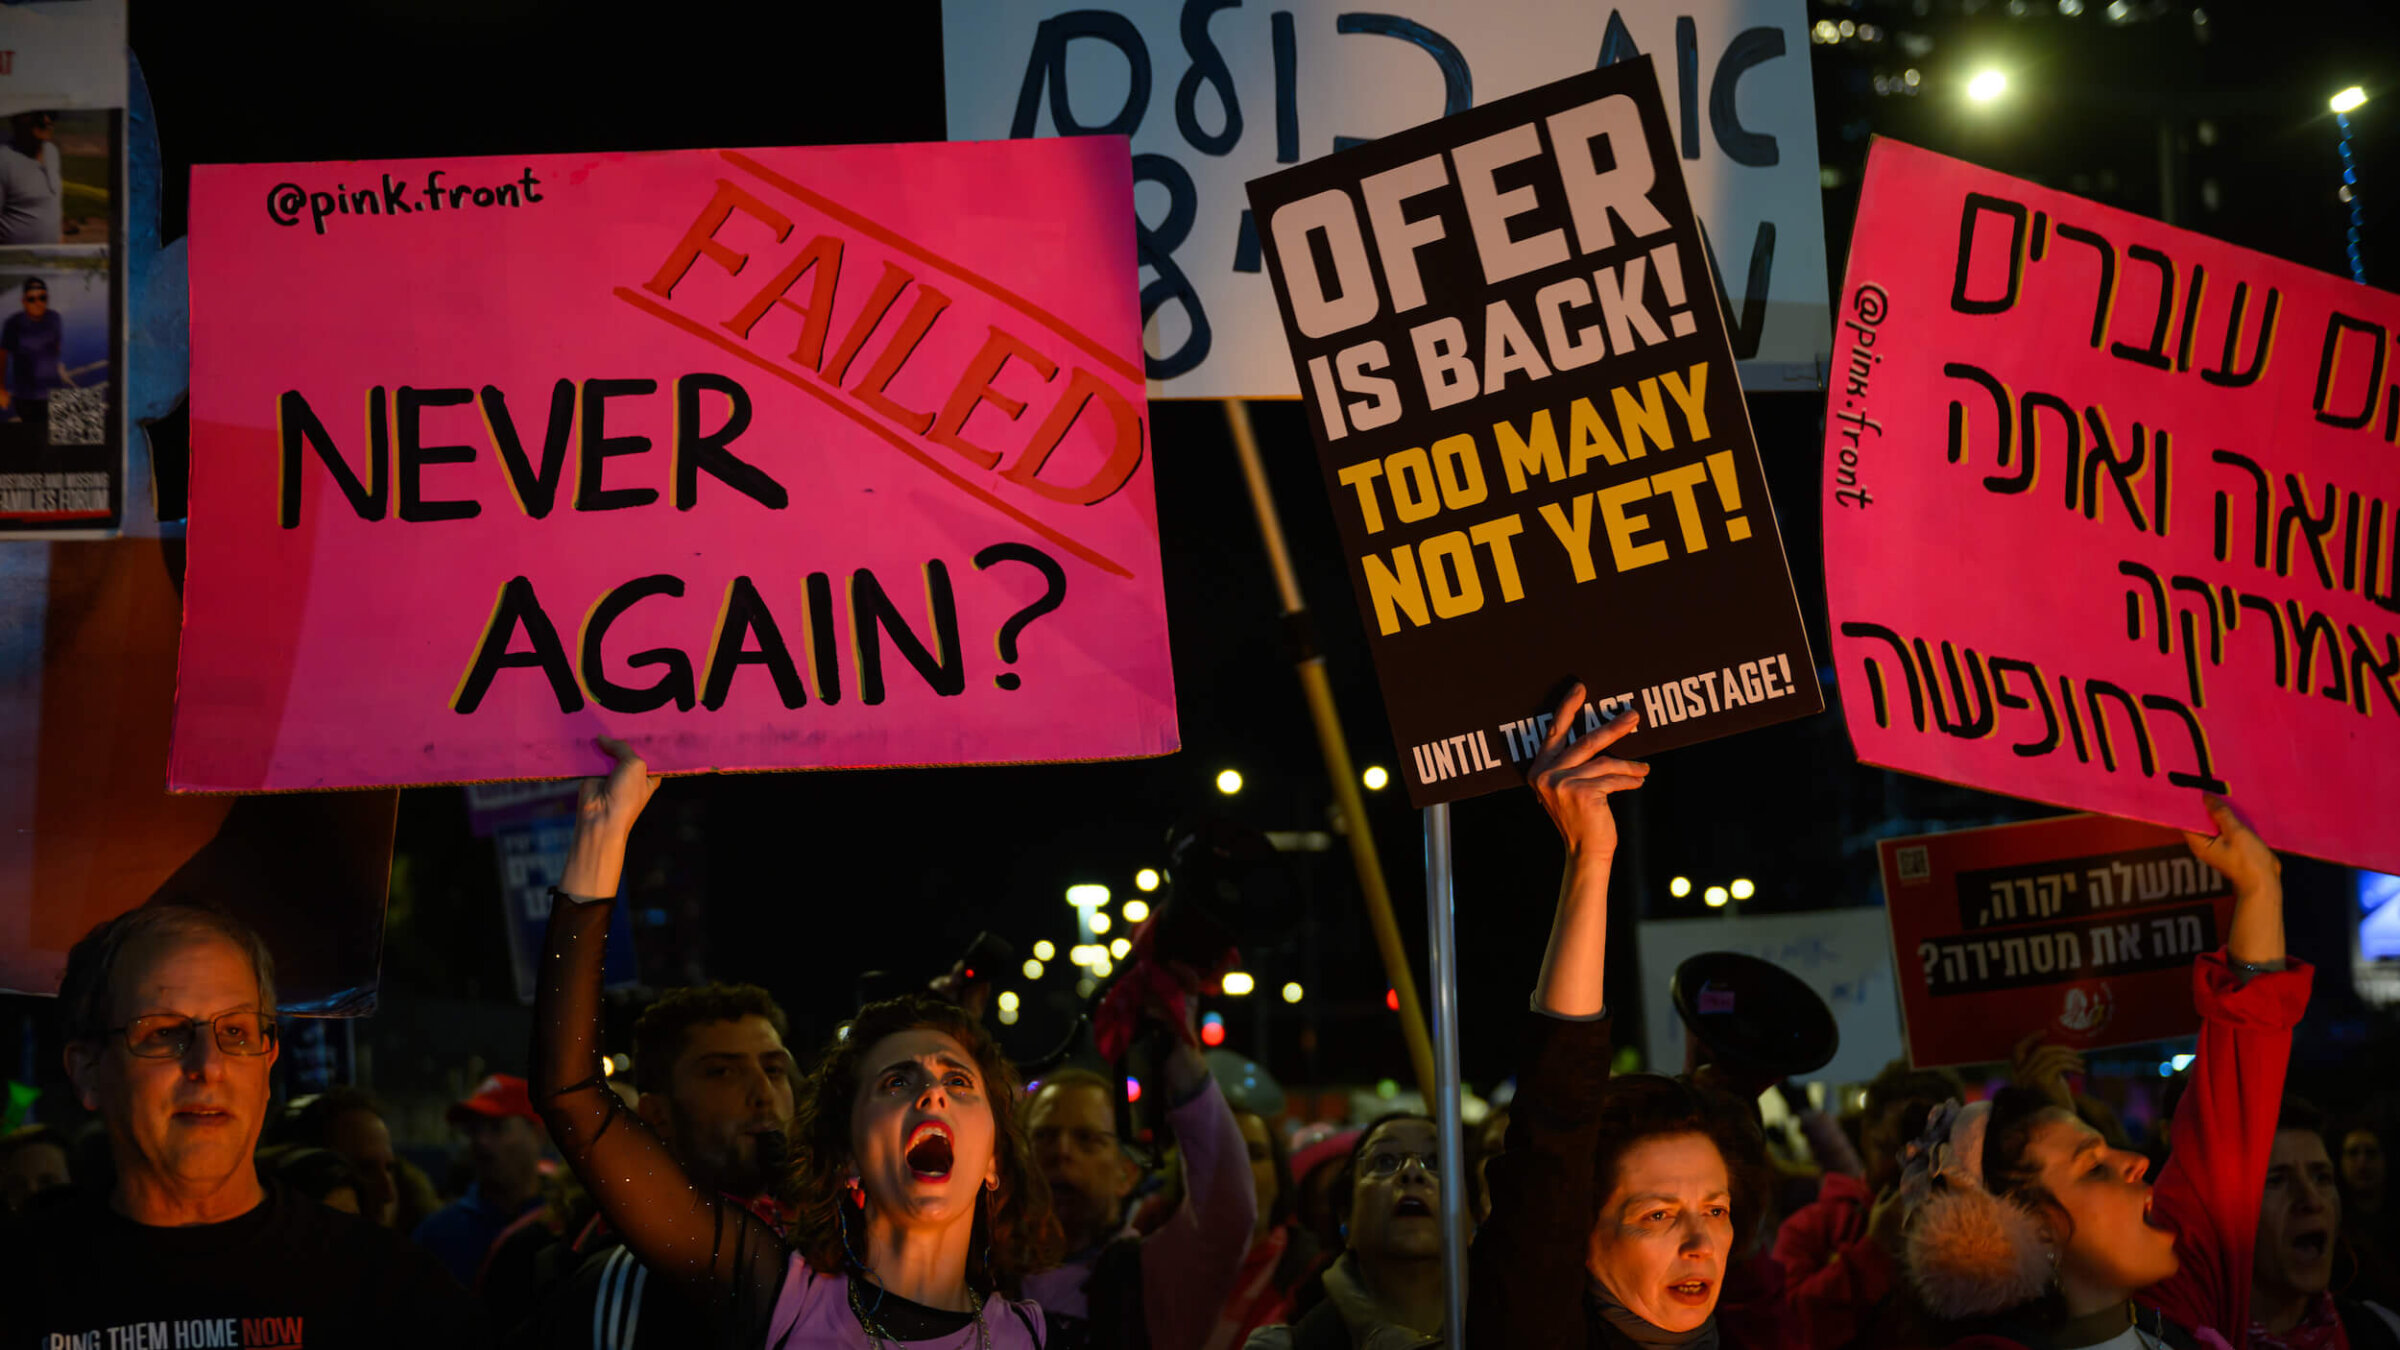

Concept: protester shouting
[[522, 981, 801, 1347], [0, 903, 487, 1346], [1901, 796, 2310, 1350], [1465, 688, 1771, 1350], [1247, 1112, 1447, 1350], [2246, 1099, 2400, 1350], [532, 737, 1061, 1347]]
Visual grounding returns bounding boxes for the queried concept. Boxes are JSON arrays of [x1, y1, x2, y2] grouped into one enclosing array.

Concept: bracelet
[[2228, 955, 2285, 977], [548, 885, 610, 908]]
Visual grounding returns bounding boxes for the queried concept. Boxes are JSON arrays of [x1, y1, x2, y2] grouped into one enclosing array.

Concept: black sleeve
[[1465, 1011, 1614, 1350], [531, 893, 790, 1340]]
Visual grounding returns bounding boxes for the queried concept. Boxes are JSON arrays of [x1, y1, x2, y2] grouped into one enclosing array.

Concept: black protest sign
[[1244, 58, 1821, 806]]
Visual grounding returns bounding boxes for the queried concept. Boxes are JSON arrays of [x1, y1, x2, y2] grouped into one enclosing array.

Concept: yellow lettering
[[1597, 479, 1667, 571], [1363, 546, 1429, 635], [1469, 514, 1527, 602], [1611, 378, 1674, 459], [1537, 496, 1598, 582], [1336, 459, 1388, 534], [1659, 362, 1711, 443], [1494, 410, 1564, 493], [1568, 397, 1625, 475]]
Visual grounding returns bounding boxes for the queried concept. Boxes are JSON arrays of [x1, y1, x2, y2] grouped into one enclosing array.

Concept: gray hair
[[58, 903, 278, 1043]]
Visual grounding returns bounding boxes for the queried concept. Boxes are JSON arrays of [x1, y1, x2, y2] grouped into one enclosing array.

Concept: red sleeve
[[1783, 1231, 1899, 1350], [2139, 953, 2313, 1343], [1774, 1176, 1871, 1286]]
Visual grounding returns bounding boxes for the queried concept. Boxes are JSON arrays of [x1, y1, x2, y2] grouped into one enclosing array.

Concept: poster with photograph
[[0, 3, 127, 536]]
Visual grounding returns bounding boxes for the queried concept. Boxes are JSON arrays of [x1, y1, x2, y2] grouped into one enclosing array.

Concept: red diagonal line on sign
[[613, 285, 1134, 580], [719, 148, 1144, 387]]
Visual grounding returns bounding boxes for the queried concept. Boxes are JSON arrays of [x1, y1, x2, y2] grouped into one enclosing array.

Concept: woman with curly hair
[[1465, 690, 1772, 1350], [533, 738, 1063, 1347]]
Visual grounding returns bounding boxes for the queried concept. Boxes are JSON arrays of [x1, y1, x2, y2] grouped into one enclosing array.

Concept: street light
[[1669, 876, 1693, 898], [1223, 971, 1256, 996], [1135, 868, 1161, 892], [1282, 981, 1305, 1003], [1022, 958, 1045, 979], [998, 991, 1020, 1013], [1362, 765, 1390, 791], [1122, 899, 1151, 924], [1730, 878, 1756, 901], [1704, 885, 1730, 908], [1067, 884, 1109, 907], [1215, 769, 1244, 795], [1967, 69, 2008, 105], [1110, 938, 1132, 959], [1089, 911, 1112, 935], [2332, 86, 2368, 114], [1032, 940, 1056, 961]]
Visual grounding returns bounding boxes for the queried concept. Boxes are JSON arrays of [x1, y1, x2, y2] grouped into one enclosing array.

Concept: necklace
[[847, 1273, 990, 1350]]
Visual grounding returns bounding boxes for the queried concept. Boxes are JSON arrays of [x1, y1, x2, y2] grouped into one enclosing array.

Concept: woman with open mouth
[[533, 738, 1064, 1347], [1901, 795, 2310, 1350], [1464, 689, 1771, 1350], [1246, 1111, 1447, 1350]]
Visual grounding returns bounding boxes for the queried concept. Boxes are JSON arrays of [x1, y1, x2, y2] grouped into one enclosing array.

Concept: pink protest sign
[[1825, 140, 2400, 875], [175, 139, 1176, 791]]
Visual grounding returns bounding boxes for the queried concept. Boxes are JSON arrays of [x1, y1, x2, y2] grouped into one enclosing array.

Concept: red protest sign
[[1824, 140, 2400, 874], [1877, 814, 2235, 1069]]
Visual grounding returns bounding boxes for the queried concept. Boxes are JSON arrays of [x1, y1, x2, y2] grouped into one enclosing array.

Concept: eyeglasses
[[1361, 1150, 1439, 1179], [108, 1012, 277, 1059]]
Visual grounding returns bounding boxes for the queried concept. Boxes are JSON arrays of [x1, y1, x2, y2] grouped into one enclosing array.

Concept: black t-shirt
[[0, 1181, 492, 1350]]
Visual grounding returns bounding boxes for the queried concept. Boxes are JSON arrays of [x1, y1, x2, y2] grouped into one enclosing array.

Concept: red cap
[[447, 1073, 540, 1126]]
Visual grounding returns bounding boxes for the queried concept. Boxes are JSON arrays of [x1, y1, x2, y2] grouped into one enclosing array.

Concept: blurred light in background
[[1215, 769, 1244, 795], [1122, 899, 1151, 924], [1967, 69, 2008, 104], [1135, 868, 1161, 892], [1362, 765, 1389, 791], [1223, 971, 1256, 996]]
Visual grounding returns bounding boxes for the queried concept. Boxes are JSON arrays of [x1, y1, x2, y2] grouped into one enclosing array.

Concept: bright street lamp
[[1967, 69, 2008, 104], [1066, 884, 1109, 907], [1362, 765, 1390, 791], [1281, 981, 1304, 1003], [1122, 899, 1151, 924], [2332, 86, 2368, 114], [1215, 769, 1244, 795], [1730, 878, 1756, 901], [1032, 940, 1055, 961], [1022, 958, 1045, 979], [1223, 971, 1256, 996], [1089, 911, 1112, 935], [1704, 885, 1730, 908], [1135, 868, 1161, 892], [1669, 876, 1693, 898]]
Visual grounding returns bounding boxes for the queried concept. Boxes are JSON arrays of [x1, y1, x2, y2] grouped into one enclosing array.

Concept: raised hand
[[560, 735, 662, 899], [1527, 682, 1647, 860], [2184, 794, 2285, 970], [2182, 794, 2278, 896]]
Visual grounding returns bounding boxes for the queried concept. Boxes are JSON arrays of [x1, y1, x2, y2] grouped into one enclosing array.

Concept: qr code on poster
[[1895, 846, 1931, 884], [48, 386, 103, 446]]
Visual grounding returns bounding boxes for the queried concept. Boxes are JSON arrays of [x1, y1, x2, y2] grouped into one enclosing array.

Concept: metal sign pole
[[1425, 801, 1467, 1349]]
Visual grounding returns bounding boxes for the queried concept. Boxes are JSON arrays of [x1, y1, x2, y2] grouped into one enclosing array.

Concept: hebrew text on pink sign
[[177, 139, 1175, 790], [1825, 140, 2400, 875]]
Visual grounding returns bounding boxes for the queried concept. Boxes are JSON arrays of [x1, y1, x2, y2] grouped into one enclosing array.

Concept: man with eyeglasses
[[0, 902, 490, 1347], [1021, 1011, 1256, 1350]]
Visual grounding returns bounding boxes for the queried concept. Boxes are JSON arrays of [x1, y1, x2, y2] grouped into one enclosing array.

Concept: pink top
[[767, 1264, 1048, 1349]]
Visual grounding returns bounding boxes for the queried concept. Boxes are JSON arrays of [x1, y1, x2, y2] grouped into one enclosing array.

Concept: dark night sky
[[117, 0, 2400, 1102]]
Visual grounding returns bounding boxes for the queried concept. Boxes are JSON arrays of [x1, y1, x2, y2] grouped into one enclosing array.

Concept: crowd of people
[[3, 713, 2396, 1350]]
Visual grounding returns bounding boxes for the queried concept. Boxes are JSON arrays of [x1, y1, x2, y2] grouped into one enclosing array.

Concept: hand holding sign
[[560, 736, 661, 902], [2184, 796, 2286, 972], [1528, 681, 1647, 860]]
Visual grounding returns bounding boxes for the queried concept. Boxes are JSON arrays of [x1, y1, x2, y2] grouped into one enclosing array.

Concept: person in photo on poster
[[1, 276, 67, 459], [0, 110, 62, 246]]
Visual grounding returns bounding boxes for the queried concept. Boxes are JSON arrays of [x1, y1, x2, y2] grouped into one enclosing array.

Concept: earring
[[978, 1188, 996, 1283], [985, 1177, 998, 1192], [840, 1183, 872, 1275]]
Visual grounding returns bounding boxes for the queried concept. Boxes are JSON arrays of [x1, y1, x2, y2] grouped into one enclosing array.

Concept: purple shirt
[[1, 308, 62, 400]]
